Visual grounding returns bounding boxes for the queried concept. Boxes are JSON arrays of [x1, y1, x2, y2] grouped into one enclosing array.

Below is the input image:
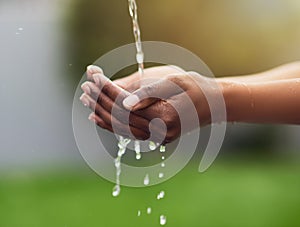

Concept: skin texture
[[81, 63, 300, 144]]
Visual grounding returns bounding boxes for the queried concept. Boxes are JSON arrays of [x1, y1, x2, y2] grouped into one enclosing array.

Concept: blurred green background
[[1, 0, 300, 226]]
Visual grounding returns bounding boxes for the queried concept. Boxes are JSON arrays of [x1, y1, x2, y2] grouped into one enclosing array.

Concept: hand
[[107, 65, 184, 92], [81, 65, 152, 141], [121, 71, 216, 143], [81, 65, 222, 144]]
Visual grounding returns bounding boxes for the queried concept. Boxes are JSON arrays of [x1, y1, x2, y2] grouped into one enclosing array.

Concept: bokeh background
[[1, 0, 300, 226]]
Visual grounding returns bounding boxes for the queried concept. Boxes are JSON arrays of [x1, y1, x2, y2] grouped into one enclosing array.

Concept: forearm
[[218, 61, 300, 83], [222, 79, 300, 124]]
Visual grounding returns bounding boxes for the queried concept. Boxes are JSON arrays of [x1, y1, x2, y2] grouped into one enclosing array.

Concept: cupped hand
[[82, 65, 219, 144], [86, 65, 184, 92]]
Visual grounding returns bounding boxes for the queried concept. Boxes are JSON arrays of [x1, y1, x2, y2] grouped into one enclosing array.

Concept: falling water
[[112, 136, 131, 197], [127, 1, 167, 225], [128, 0, 144, 76]]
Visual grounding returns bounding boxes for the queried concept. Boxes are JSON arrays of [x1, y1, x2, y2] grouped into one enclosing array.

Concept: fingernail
[[87, 65, 96, 72], [87, 65, 103, 74], [93, 73, 101, 85], [88, 113, 96, 122], [81, 83, 91, 95], [123, 95, 140, 110], [80, 94, 89, 107], [87, 65, 94, 71]]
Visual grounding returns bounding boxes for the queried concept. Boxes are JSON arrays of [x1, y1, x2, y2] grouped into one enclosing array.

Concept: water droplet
[[157, 191, 165, 200], [134, 140, 141, 160], [160, 215, 167, 225], [112, 185, 121, 197], [149, 141, 157, 151], [161, 162, 165, 168], [160, 145, 166, 153], [147, 207, 152, 214], [159, 173, 164, 178], [162, 156, 165, 160], [18, 27, 23, 31], [143, 174, 150, 186], [137, 210, 141, 216], [136, 153, 141, 160]]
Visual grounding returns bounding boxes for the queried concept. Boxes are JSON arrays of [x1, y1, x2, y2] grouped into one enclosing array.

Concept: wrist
[[220, 80, 253, 123]]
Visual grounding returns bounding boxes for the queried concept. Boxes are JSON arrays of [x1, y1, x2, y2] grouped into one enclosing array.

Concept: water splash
[[149, 141, 157, 151], [160, 145, 166, 153], [112, 185, 121, 197], [112, 136, 131, 197]]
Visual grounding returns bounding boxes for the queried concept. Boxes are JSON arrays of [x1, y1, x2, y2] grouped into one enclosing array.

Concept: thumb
[[114, 76, 140, 92], [122, 78, 182, 111]]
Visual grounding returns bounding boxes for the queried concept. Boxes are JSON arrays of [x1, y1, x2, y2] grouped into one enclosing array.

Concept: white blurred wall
[[0, 0, 80, 168]]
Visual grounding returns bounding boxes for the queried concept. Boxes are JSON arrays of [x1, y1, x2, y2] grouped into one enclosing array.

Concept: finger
[[114, 65, 183, 91], [82, 81, 125, 109], [81, 94, 150, 140], [82, 82, 168, 140], [122, 78, 183, 111], [86, 65, 103, 81], [92, 73, 131, 106], [114, 72, 140, 91], [98, 92, 152, 131], [81, 81, 151, 129], [83, 93, 171, 142], [89, 112, 145, 140], [81, 81, 100, 99], [88, 112, 112, 131], [90, 107, 165, 142]]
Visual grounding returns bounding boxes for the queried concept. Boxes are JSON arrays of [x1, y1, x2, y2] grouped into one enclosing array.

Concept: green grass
[[0, 161, 300, 227]]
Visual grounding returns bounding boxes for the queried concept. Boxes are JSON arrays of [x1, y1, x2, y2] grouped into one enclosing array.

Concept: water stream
[[112, 1, 167, 225]]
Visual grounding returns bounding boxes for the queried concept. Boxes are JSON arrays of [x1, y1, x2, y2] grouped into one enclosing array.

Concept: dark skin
[[80, 74, 151, 141], [81, 63, 300, 144], [80, 65, 202, 143]]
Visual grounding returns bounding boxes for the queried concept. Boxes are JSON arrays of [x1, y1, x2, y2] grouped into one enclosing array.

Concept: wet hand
[[82, 65, 218, 143]]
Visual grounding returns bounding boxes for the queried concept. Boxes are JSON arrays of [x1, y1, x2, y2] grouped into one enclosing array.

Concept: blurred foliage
[[1, 161, 300, 227], [67, 0, 300, 79]]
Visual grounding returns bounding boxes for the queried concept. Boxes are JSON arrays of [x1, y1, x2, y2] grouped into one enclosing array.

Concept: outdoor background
[[1, 0, 300, 226]]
